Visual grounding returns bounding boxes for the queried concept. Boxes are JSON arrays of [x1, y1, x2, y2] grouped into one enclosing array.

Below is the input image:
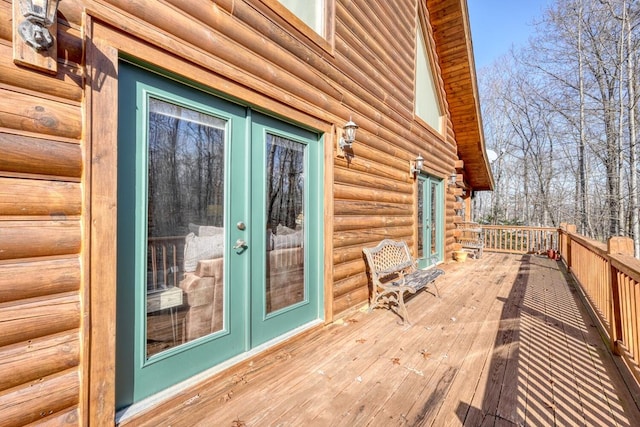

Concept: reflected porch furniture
[[363, 239, 444, 325], [179, 247, 304, 340], [179, 257, 225, 341]]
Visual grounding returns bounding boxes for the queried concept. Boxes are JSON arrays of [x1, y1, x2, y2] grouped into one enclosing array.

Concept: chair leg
[[431, 281, 441, 298], [396, 290, 411, 325]]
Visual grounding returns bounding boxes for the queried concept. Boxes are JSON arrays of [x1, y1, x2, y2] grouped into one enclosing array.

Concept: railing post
[[566, 224, 576, 271], [608, 236, 635, 356], [558, 224, 564, 257]]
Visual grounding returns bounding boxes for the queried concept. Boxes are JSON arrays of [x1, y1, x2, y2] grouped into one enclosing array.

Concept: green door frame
[[249, 111, 324, 347], [116, 60, 324, 409], [417, 174, 444, 268]]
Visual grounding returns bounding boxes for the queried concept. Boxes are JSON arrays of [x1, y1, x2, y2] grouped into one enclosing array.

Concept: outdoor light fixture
[[336, 118, 358, 157], [17, 0, 59, 51], [450, 171, 458, 186], [339, 118, 358, 150], [410, 154, 424, 177]]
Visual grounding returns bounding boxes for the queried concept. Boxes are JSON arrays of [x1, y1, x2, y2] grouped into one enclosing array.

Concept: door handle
[[233, 239, 247, 250]]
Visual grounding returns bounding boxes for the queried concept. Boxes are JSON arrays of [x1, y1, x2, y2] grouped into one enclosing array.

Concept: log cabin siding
[[0, 0, 488, 423], [1, 0, 84, 421], [331, 0, 455, 310]]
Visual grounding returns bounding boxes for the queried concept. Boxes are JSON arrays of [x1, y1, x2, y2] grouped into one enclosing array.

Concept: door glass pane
[[417, 180, 425, 259], [146, 98, 227, 358], [430, 182, 437, 256], [265, 134, 305, 314]]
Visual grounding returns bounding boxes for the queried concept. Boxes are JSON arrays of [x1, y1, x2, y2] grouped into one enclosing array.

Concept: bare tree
[[475, 0, 640, 257]]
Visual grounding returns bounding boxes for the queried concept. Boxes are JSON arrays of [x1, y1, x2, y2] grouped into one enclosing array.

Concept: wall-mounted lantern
[[450, 171, 458, 186], [337, 118, 358, 157], [410, 154, 424, 178], [13, 0, 59, 73], [18, 0, 59, 50]]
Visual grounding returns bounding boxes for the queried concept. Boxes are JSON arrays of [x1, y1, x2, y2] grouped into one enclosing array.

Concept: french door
[[116, 60, 323, 409], [416, 175, 443, 268]]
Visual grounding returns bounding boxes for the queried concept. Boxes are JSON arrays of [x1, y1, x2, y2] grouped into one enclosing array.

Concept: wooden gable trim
[[426, 0, 494, 191]]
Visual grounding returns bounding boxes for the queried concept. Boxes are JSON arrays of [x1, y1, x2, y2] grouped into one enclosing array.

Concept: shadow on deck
[[123, 253, 640, 426]]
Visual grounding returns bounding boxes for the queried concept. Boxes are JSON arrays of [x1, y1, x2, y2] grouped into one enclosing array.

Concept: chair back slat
[[363, 239, 414, 279]]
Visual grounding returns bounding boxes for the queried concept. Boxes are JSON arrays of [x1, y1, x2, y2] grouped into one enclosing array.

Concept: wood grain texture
[[333, 244, 370, 264], [0, 44, 82, 101], [333, 258, 366, 283], [331, 285, 369, 314], [0, 330, 80, 393], [0, 368, 79, 427], [85, 22, 118, 425], [0, 89, 81, 139], [0, 132, 81, 178], [0, 177, 81, 217], [0, 256, 80, 303], [0, 221, 80, 260], [22, 406, 80, 426], [0, 292, 81, 348]]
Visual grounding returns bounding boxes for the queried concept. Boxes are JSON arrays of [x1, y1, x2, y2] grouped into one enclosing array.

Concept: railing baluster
[[151, 244, 158, 290], [631, 277, 638, 362], [480, 225, 558, 254], [147, 236, 184, 291], [172, 242, 178, 287], [562, 231, 640, 385]]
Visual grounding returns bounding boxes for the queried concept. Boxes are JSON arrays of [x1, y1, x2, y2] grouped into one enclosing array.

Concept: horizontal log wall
[[0, 0, 84, 424], [95, 0, 460, 316], [1, 0, 469, 423], [332, 0, 458, 311]]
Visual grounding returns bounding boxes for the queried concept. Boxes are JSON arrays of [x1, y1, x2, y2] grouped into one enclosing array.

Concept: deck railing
[[562, 232, 612, 330], [484, 223, 640, 386], [147, 236, 184, 290], [481, 225, 558, 254], [559, 227, 640, 386]]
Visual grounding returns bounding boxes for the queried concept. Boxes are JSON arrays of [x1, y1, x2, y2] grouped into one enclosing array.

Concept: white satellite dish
[[486, 149, 498, 164]]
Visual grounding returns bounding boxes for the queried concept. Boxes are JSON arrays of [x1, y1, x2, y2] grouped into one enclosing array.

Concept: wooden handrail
[[558, 225, 640, 388], [481, 225, 558, 254]]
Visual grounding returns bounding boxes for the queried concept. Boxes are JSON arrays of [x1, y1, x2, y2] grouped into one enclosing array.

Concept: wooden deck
[[123, 253, 640, 426]]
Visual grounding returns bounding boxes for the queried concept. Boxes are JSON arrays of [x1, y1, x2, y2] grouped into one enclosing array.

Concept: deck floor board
[[123, 253, 640, 426]]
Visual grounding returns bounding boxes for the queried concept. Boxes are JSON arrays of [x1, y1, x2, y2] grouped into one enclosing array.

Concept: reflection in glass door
[[250, 113, 322, 348], [117, 61, 248, 409], [146, 97, 228, 357], [116, 62, 323, 410], [265, 135, 306, 313], [417, 175, 443, 268]]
